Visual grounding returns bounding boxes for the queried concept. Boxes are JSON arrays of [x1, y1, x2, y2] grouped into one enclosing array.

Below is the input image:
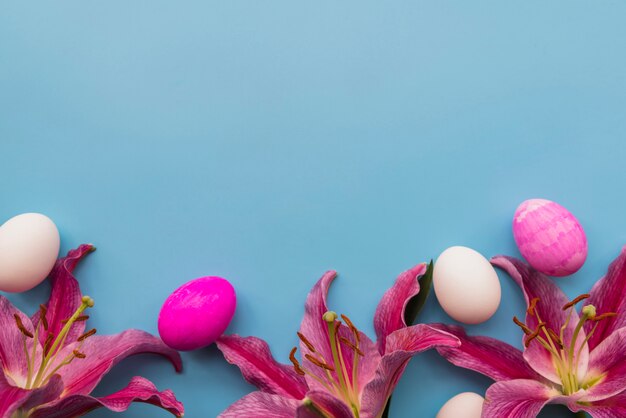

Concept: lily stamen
[[305, 354, 335, 371], [73, 349, 86, 359], [592, 312, 617, 322], [562, 294, 590, 311], [524, 322, 545, 348], [297, 332, 316, 353], [289, 347, 306, 376], [43, 334, 54, 355], [546, 328, 564, 349], [527, 297, 540, 316], [513, 316, 532, 335], [39, 304, 49, 331], [339, 337, 364, 356], [14, 314, 34, 338], [78, 328, 97, 342]]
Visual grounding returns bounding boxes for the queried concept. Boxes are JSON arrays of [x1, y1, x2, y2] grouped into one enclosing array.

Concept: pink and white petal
[[16, 374, 65, 412], [373, 263, 427, 353], [339, 326, 380, 395], [0, 373, 63, 417], [299, 271, 337, 363], [216, 334, 308, 399], [299, 271, 350, 392], [296, 391, 353, 418], [50, 329, 182, 396], [482, 379, 556, 418], [29, 376, 183, 418], [491, 256, 589, 382], [360, 325, 459, 417], [586, 247, 626, 350], [0, 297, 38, 384], [32, 244, 95, 349], [578, 390, 626, 418], [583, 327, 626, 402], [218, 391, 300, 418], [432, 324, 543, 382]]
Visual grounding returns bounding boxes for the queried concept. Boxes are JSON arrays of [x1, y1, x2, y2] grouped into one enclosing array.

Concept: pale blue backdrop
[[2, 2, 626, 417]]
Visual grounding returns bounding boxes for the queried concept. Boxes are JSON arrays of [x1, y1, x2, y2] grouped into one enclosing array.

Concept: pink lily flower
[[0, 244, 184, 418], [216, 264, 460, 417], [433, 250, 626, 417]]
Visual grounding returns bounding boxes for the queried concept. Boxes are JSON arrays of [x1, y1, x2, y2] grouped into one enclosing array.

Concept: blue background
[[2, 2, 626, 417]]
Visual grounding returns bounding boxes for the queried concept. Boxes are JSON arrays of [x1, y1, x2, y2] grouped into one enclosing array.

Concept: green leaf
[[382, 261, 434, 418], [403, 260, 434, 326]]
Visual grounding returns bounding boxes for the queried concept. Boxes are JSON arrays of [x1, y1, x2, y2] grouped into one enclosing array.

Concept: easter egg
[[433, 246, 501, 324], [0, 213, 60, 293], [158, 276, 236, 351], [513, 199, 587, 277], [437, 392, 484, 418]]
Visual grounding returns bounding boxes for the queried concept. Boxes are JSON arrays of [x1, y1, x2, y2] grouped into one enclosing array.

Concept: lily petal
[[320, 324, 380, 396], [32, 244, 95, 349], [295, 391, 353, 418], [0, 372, 63, 417], [584, 327, 626, 402], [482, 379, 554, 418], [50, 329, 182, 396], [29, 376, 183, 418], [432, 324, 543, 382], [218, 391, 300, 418], [491, 256, 589, 383], [360, 324, 459, 417], [216, 334, 308, 399], [373, 264, 427, 354], [298, 271, 341, 391], [0, 296, 38, 384], [586, 246, 626, 350], [579, 390, 626, 418]]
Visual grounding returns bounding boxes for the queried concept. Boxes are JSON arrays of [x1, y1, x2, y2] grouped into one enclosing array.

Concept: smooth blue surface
[[2, 2, 626, 417]]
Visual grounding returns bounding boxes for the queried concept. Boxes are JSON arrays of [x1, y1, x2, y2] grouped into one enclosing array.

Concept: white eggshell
[[0, 213, 60, 293], [437, 392, 484, 418], [434, 246, 501, 324]]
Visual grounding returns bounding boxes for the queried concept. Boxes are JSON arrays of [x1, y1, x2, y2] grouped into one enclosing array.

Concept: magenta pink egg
[[158, 276, 236, 351], [513, 199, 587, 277]]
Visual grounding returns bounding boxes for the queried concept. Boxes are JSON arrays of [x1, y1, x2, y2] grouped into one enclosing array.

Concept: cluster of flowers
[[3, 243, 626, 418]]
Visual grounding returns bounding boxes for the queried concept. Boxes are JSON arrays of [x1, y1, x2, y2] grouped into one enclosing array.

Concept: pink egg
[[158, 276, 236, 351], [513, 199, 587, 277]]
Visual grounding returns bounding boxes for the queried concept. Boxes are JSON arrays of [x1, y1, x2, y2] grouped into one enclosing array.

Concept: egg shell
[[513, 199, 587, 277], [437, 392, 484, 418], [0, 213, 60, 293], [158, 276, 236, 351], [433, 246, 501, 324]]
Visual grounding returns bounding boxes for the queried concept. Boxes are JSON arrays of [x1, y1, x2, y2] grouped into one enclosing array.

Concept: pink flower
[[434, 249, 626, 417], [0, 244, 184, 418], [216, 264, 460, 417]]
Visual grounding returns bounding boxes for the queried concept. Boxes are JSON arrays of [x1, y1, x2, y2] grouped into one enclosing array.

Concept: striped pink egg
[[513, 199, 587, 277]]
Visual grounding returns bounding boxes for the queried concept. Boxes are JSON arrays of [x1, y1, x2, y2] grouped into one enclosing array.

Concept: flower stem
[[575, 411, 587, 418]]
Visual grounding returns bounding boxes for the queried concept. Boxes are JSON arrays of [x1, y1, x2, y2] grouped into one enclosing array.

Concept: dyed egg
[[158, 276, 236, 351], [513, 199, 587, 277], [437, 392, 484, 418], [434, 246, 501, 324], [0, 213, 60, 293]]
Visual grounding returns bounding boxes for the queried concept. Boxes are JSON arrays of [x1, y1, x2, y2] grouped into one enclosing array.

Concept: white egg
[[0, 213, 60, 293], [437, 392, 484, 418], [433, 246, 501, 324]]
